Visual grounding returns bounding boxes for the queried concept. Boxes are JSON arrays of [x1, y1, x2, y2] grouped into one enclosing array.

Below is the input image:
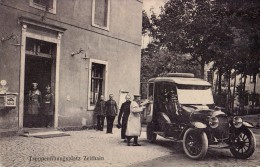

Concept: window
[[30, 0, 57, 14], [88, 59, 108, 110], [26, 38, 55, 59], [90, 63, 105, 106], [92, 0, 110, 30]]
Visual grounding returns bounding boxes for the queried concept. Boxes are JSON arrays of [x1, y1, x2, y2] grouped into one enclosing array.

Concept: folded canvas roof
[[148, 73, 211, 86]]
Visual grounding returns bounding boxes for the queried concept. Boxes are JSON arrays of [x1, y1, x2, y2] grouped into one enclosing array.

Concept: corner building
[[0, 0, 142, 135]]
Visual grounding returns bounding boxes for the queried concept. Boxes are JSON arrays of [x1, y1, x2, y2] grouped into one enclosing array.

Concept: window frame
[[88, 59, 108, 110], [91, 0, 111, 31], [29, 0, 57, 14]]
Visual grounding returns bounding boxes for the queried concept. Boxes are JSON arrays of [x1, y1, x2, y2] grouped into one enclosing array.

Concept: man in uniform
[[94, 95, 106, 131], [125, 95, 143, 146], [105, 94, 118, 134], [42, 85, 54, 127]]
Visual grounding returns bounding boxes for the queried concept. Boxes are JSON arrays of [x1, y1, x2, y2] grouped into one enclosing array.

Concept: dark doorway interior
[[23, 55, 54, 128]]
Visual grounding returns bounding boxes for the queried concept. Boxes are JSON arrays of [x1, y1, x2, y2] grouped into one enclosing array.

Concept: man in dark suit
[[105, 94, 118, 134], [118, 94, 131, 142]]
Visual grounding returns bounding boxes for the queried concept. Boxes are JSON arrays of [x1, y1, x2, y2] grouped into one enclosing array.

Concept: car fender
[[191, 122, 207, 129], [243, 121, 254, 128]]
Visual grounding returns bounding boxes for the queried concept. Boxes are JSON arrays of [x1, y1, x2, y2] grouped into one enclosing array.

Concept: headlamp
[[209, 116, 219, 128], [233, 116, 243, 128]]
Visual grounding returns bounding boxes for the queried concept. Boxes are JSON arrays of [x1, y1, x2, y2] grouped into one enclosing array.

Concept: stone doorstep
[[20, 128, 65, 137]]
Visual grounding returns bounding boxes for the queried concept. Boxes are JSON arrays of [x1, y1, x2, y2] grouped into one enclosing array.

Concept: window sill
[[91, 24, 109, 31]]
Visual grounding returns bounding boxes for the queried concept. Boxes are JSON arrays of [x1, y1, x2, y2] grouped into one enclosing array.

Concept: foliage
[[142, 10, 152, 35], [141, 43, 200, 82]]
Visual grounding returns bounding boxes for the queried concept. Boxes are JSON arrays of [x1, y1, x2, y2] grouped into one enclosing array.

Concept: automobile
[[142, 73, 256, 160]]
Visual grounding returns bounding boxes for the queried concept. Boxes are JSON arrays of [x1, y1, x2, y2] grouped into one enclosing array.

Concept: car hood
[[181, 104, 226, 122]]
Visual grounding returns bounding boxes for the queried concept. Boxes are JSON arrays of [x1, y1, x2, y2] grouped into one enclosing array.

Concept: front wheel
[[183, 128, 208, 160], [230, 128, 256, 159], [147, 122, 157, 143]]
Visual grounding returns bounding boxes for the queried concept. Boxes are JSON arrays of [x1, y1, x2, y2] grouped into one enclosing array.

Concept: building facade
[[0, 0, 142, 135]]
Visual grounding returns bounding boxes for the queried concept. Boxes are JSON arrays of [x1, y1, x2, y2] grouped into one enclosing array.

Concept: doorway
[[23, 38, 56, 128]]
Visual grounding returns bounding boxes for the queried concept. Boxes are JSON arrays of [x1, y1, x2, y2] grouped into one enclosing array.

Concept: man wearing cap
[[94, 95, 106, 131], [118, 94, 131, 142], [105, 94, 118, 134], [125, 95, 143, 146], [28, 83, 42, 127]]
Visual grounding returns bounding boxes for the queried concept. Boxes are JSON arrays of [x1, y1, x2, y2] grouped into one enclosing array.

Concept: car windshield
[[177, 85, 214, 105]]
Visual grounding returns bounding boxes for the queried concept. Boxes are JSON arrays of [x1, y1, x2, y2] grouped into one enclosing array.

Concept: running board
[[154, 131, 179, 141], [209, 143, 230, 149]]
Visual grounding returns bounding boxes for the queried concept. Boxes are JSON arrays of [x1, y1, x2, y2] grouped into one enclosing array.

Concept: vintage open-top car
[[143, 73, 256, 160]]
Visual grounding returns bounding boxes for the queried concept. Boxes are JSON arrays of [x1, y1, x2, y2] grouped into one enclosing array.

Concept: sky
[[143, 0, 167, 15], [142, 0, 167, 47]]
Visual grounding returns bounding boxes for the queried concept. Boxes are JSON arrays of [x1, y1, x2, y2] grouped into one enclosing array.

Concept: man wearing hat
[[105, 94, 118, 134], [125, 94, 143, 146], [94, 95, 106, 131], [28, 82, 42, 127], [118, 94, 132, 142]]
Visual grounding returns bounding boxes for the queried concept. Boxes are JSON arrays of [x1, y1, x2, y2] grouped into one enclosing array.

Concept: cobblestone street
[[1, 126, 260, 167], [0, 128, 170, 167]]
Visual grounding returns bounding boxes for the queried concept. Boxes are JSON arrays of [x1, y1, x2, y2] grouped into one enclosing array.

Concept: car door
[[143, 82, 154, 123]]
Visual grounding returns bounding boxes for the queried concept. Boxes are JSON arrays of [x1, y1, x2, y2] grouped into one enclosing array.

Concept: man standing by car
[[118, 94, 131, 142], [94, 95, 106, 131], [125, 95, 143, 146], [105, 94, 118, 134]]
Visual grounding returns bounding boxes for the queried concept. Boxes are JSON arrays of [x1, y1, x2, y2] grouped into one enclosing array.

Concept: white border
[[87, 59, 108, 110], [29, 0, 57, 14], [91, 0, 110, 31], [18, 24, 62, 129]]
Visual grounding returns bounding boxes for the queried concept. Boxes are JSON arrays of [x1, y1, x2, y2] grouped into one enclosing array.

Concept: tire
[[183, 128, 208, 160], [230, 128, 256, 159], [147, 122, 157, 143]]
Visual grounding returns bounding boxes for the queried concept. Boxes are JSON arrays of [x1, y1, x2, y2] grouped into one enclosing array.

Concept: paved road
[[0, 127, 259, 167], [130, 134, 260, 167]]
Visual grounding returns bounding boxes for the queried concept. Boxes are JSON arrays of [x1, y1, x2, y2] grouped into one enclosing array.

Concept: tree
[[142, 10, 152, 35], [149, 0, 232, 78], [141, 43, 200, 82]]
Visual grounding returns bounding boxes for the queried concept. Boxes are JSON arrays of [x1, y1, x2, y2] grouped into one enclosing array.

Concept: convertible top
[[148, 77, 212, 86]]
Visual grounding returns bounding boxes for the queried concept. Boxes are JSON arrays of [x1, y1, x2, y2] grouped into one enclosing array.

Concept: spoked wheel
[[230, 128, 256, 159], [183, 128, 208, 160], [147, 122, 157, 143]]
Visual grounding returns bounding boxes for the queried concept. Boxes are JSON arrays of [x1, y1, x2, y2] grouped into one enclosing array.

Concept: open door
[[118, 90, 129, 110], [142, 82, 154, 123]]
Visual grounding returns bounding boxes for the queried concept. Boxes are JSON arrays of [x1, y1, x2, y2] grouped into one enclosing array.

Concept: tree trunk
[[232, 69, 237, 112], [218, 70, 222, 95], [253, 73, 256, 109], [215, 72, 218, 94], [227, 70, 231, 114], [242, 74, 247, 114], [200, 62, 205, 79]]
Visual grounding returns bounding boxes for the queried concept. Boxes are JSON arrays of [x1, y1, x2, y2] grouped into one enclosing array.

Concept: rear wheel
[[183, 128, 208, 160], [147, 122, 157, 143], [230, 128, 256, 159]]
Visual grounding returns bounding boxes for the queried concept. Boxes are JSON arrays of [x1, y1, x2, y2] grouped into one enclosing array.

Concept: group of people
[[94, 94, 118, 133], [95, 94, 144, 146], [26, 83, 54, 128]]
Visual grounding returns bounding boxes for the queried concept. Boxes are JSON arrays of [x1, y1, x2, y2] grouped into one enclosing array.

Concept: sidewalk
[[0, 127, 170, 167]]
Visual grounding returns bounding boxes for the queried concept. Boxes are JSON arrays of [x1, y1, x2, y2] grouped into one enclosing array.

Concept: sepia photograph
[[0, 0, 259, 166]]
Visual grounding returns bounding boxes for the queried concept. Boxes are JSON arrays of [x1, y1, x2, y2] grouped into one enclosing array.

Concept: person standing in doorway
[[105, 94, 118, 134], [42, 85, 54, 127], [94, 95, 106, 131], [118, 94, 131, 142], [28, 83, 42, 127]]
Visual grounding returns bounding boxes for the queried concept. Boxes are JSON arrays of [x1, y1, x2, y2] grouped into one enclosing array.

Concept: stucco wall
[[0, 0, 142, 130], [0, 6, 22, 131]]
